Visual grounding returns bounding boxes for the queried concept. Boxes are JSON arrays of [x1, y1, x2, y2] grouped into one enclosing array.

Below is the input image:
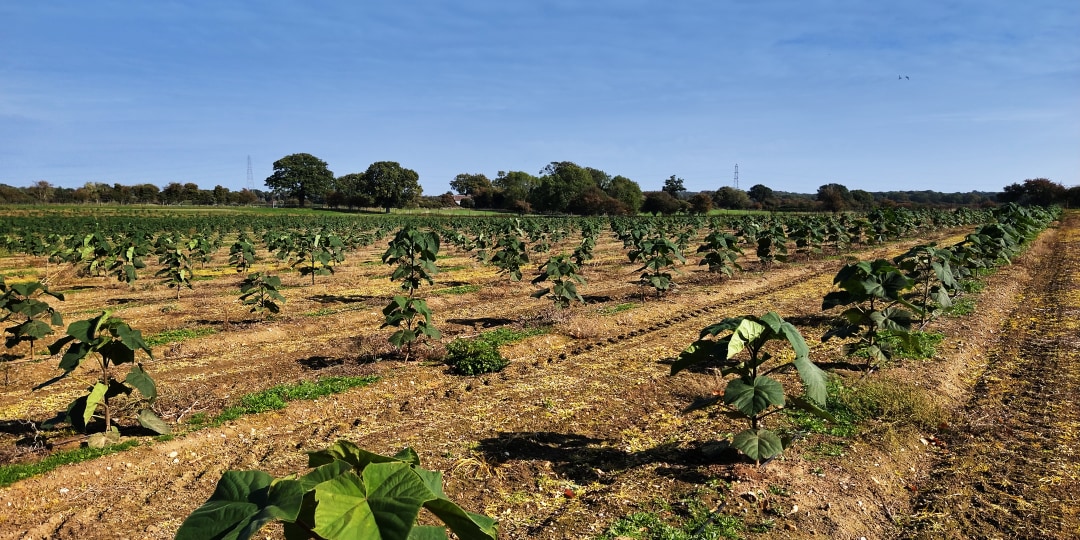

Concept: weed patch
[[840, 378, 944, 430], [0, 440, 141, 487], [435, 284, 480, 295], [146, 327, 218, 347], [598, 302, 636, 316], [597, 495, 744, 539], [212, 376, 378, 425]]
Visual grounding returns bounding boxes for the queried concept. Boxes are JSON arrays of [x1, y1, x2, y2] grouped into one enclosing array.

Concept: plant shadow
[[445, 317, 515, 329], [308, 294, 378, 305], [475, 431, 745, 486]]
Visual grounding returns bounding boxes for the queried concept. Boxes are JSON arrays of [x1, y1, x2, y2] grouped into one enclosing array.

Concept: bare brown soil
[[0, 215, 1074, 540], [900, 211, 1080, 540]]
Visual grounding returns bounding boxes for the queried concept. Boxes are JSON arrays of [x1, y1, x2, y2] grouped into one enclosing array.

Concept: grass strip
[[204, 375, 379, 426], [0, 439, 141, 488], [146, 327, 218, 347]]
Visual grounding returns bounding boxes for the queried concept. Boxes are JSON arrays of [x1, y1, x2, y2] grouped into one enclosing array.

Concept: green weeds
[[598, 302, 636, 316], [213, 376, 378, 424], [597, 495, 744, 540], [0, 439, 141, 488], [146, 326, 218, 347]]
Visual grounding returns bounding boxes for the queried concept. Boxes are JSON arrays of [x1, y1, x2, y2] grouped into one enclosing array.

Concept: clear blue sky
[[2, 1, 1077, 195]]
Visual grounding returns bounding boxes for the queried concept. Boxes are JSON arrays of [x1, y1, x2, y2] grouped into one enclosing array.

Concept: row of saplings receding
[[171, 204, 1056, 539], [0, 204, 1055, 539]]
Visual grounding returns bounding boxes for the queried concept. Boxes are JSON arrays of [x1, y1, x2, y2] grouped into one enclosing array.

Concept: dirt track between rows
[[902, 211, 1080, 539]]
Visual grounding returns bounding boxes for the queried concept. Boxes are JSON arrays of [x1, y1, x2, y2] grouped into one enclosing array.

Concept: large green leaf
[[83, 382, 108, 426], [424, 498, 499, 540], [726, 318, 766, 359], [791, 355, 828, 406], [125, 364, 157, 400], [724, 376, 784, 417], [731, 428, 784, 461], [175, 471, 305, 540], [137, 409, 171, 435], [313, 464, 431, 540]]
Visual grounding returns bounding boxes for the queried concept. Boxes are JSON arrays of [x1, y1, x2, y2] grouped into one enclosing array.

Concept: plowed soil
[[0, 212, 1075, 540]]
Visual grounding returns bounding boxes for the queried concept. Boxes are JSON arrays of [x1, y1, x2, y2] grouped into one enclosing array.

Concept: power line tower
[[246, 155, 255, 191], [733, 163, 739, 189]]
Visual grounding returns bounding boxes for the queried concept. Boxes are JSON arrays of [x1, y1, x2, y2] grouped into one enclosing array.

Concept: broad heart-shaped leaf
[[297, 460, 354, 492], [423, 498, 499, 540], [724, 376, 785, 417], [114, 323, 151, 358], [124, 364, 157, 401], [670, 338, 718, 375], [406, 526, 450, 540], [137, 409, 171, 435], [791, 355, 828, 406], [67, 317, 97, 343], [726, 318, 767, 360], [309, 440, 413, 470], [82, 382, 108, 427], [731, 428, 784, 462], [312, 464, 430, 540], [175, 471, 305, 540], [99, 340, 136, 365]]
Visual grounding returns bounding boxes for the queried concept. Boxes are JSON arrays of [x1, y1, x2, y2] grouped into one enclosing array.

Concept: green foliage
[[672, 312, 830, 462], [490, 225, 530, 281], [0, 277, 64, 363], [239, 272, 286, 316], [215, 376, 378, 423], [106, 234, 150, 285], [38, 312, 169, 436], [872, 330, 944, 360], [445, 338, 508, 375], [381, 226, 441, 359], [893, 243, 958, 326], [435, 284, 481, 295], [265, 153, 335, 208], [154, 236, 194, 300], [598, 495, 744, 540], [356, 161, 423, 212], [697, 230, 743, 277], [630, 235, 686, 298], [0, 439, 142, 488], [531, 254, 586, 308], [229, 236, 258, 274], [821, 259, 919, 370], [292, 230, 346, 285], [783, 378, 861, 438], [175, 440, 497, 540]]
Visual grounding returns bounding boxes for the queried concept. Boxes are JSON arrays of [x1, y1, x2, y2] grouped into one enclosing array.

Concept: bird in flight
[[899, 75, 910, 80]]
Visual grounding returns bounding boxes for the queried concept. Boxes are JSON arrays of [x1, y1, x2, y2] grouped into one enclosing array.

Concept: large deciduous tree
[[605, 175, 644, 213], [713, 186, 751, 210], [359, 161, 422, 212], [999, 178, 1067, 207], [450, 173, 492, 196], [529, 161, 595, 214], [816, 183, 853, 212], [265, 153, 334, 207], [662, 175, 687, 197]]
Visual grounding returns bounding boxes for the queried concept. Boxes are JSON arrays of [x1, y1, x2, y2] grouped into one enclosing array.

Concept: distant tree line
[[0, 180, 265, 205], [4, 158, 1074, 214]]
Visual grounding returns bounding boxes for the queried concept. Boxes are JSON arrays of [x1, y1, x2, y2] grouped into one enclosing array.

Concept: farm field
[[0, 206, 1074, 539]]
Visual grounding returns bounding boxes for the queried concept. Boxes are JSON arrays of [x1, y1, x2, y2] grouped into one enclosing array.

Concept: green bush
[[446, 338, 508, 375]]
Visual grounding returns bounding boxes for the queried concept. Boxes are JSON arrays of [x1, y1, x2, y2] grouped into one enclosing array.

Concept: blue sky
[[2, 1, 1077, 195]]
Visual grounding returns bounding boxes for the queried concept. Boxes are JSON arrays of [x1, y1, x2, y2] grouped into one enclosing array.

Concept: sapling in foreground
[[38, 312, 170, 444], [671, 312, 830, 462]]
